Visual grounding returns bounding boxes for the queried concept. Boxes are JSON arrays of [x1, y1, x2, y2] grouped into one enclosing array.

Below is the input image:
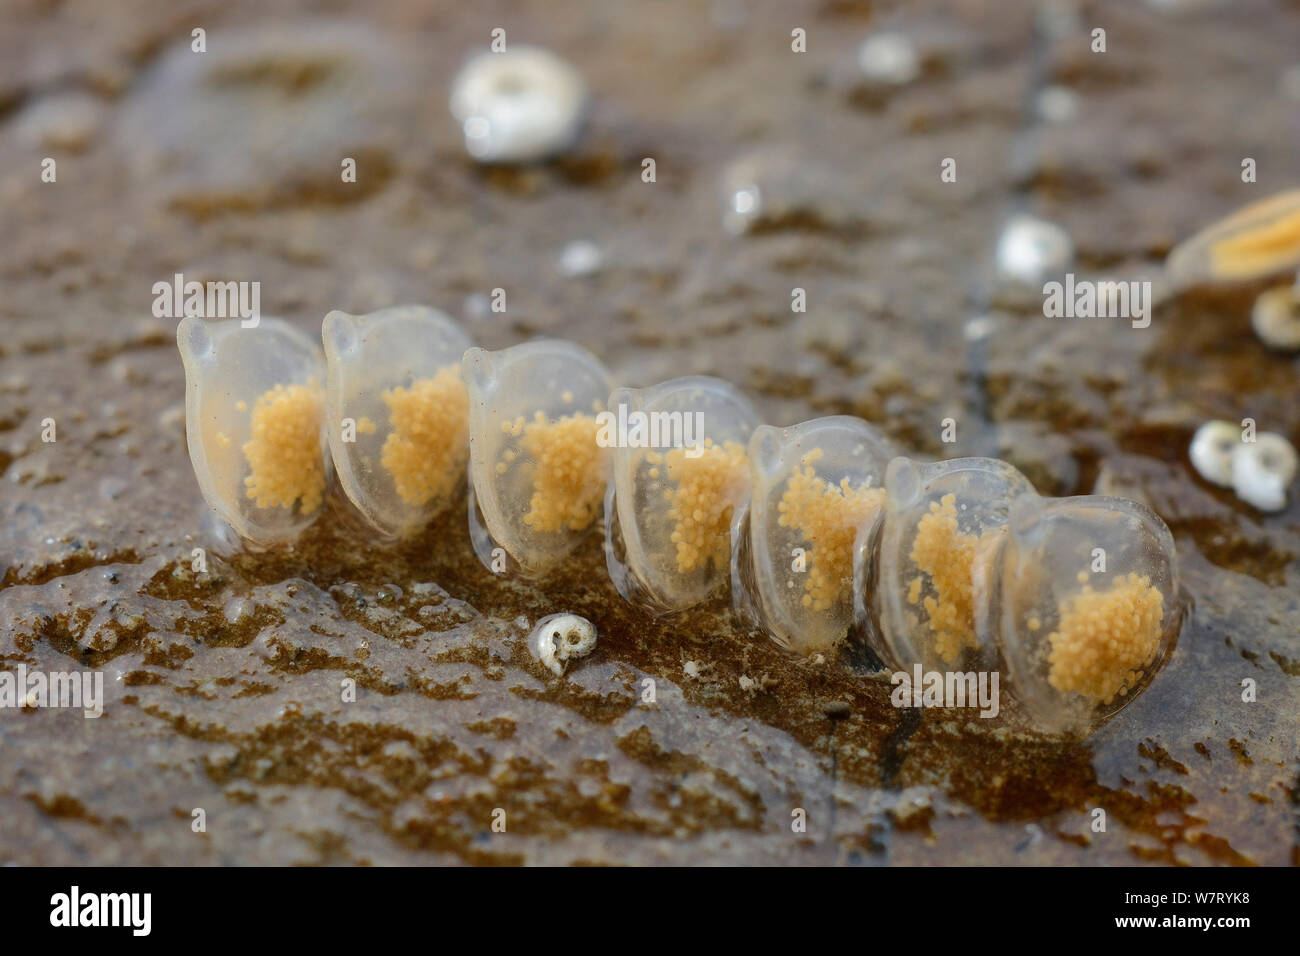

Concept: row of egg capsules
[[176, 307, 1182, 736]]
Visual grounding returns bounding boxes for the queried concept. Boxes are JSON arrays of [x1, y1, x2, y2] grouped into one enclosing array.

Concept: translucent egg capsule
[[322, 306, 473, 537], [864, 457, 1035, 673], [992, 494, 1181, 735], [461, 340, 613, 576], [177, 316, 330, 546], [732, 417, 897, 654], [603, 377, 759, 613]]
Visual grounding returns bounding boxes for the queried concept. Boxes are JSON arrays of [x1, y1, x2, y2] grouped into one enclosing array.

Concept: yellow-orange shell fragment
[[1166, 188, 1300, 287]]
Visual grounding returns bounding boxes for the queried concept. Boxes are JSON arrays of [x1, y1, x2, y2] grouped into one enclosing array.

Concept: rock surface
[[0, 0, 1296, 865]]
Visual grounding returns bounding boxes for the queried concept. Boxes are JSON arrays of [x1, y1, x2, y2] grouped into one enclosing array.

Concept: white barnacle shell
[[995, 214, 1073, 286], [1250, 284, 1300, 351], [1188, 420, 1240, 488], [1230, 433, 1298, 513], [527, 613, 597, 677], [450, 46, 590, 164]]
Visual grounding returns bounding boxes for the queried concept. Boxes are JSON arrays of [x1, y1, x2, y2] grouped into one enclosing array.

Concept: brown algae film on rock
[[177, 316, 330, 546], [604, 377, 759, 611], [734, 416, 896, 654], [996, 495, 1179, 734], [462, 340, 613, 576], [323, 306, 473, 537]]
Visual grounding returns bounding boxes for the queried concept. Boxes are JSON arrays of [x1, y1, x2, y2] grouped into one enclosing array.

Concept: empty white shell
[[994, 494, 1180, 735], [1250, 284, 1300, 351], [1188, 419, 1240, 488], [322, 306, 473, 537], [462, 340, 613, 576], [449, 46, 590, 164], [527, 613, 597, 676], [866, 457, 1035, 673], [1230, 432, 1298, 512], [603, 376, 760, 612], [177, 316, 330, 546], [732, 416, 897, 655]]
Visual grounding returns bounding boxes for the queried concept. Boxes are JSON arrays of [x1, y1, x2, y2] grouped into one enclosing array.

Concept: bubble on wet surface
[[994, 214, 1074, 285], [857, 33, 920, 86], [725, 184, 761, 235], [1036, 85, 1078, 124], [558, 239, 602, 277], [963, 314, 998, 342]]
